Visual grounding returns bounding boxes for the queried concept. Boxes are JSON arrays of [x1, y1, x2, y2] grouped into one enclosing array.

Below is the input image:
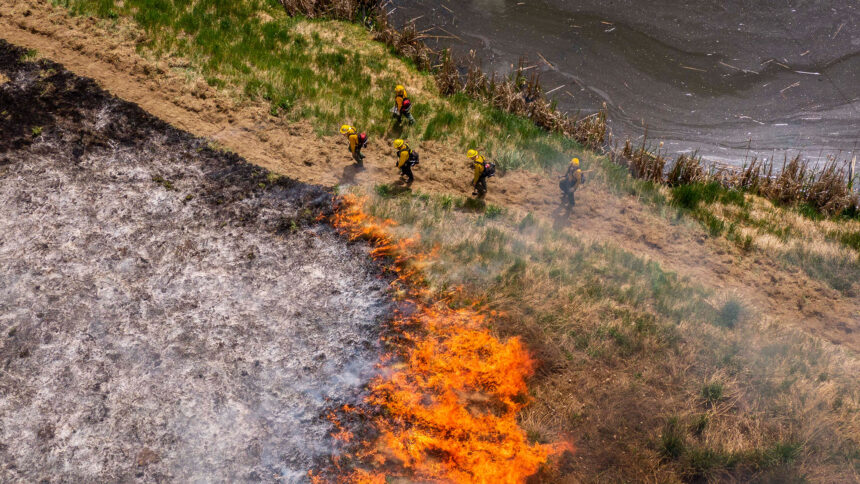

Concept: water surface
[[391, 0, 859, 164]]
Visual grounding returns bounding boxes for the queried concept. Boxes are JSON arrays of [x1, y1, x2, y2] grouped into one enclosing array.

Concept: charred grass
[[357, 185, 860, 482]]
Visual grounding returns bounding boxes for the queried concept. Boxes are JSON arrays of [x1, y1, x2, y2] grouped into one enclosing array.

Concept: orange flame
[[322, 194, 569, 483]]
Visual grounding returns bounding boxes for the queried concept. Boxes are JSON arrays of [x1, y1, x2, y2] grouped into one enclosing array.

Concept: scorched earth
[[0, 40, 390, 483]]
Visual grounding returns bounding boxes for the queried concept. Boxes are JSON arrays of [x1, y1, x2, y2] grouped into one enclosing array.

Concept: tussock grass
[[354, 185, 860, 482]]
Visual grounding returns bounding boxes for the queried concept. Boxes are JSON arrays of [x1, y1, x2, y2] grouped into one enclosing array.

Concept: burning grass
[[337, 186, 860, 482], [314, 194, 568, 482]]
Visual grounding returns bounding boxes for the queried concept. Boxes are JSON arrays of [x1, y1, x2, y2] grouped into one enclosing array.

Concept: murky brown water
[[391, 0, 859, 164]]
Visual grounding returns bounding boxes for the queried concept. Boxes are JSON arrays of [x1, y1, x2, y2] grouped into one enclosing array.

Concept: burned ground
[[0, 40, 391, 482]]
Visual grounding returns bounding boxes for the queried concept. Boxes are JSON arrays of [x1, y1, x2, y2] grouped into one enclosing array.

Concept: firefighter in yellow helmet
[[340, 124, 366, 165], [560, 157, 585, 207], [467, 149, 495, 197], [392, 85, 415, 125], [393, 139, 418, 184]]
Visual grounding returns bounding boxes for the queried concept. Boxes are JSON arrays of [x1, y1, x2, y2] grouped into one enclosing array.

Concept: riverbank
[[2, 0, 858, 481]]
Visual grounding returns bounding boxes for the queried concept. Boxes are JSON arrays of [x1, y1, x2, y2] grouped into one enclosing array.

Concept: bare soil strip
[[1, 0, 857, 350]]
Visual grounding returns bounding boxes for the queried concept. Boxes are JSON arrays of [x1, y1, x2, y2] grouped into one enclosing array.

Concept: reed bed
[[612, 140, 859, 217]]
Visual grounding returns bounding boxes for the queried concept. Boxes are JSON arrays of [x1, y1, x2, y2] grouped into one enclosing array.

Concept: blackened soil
[[0, 40, 391, 483]]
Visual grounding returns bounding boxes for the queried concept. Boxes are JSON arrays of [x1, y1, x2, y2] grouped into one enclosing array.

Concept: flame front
[[320, 194, 567, 483]]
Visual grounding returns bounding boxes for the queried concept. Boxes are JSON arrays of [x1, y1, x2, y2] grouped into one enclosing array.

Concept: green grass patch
[[54, 0, 591, 172], [671, 182, 745, 210], [701, 381, 725, 404], [782, 246, 859, 294], [837, 230, 860, 252]]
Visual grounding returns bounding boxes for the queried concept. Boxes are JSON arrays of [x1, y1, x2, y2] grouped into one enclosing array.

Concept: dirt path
[[2, 0, 857, 350]]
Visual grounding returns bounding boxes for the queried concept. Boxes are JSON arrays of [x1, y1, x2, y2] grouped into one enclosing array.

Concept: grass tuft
[[701, 381, 725, 404], [716, 299, 744, 328]]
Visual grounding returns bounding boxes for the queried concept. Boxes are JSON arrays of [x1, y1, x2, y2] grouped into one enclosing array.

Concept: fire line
[[313, 194, 572, 483]]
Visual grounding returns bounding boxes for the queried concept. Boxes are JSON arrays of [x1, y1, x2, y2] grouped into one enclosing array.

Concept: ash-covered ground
[[0, 40, 390, 482]]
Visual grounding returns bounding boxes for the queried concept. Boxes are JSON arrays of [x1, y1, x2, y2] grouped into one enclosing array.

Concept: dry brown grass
[[269, 0, 856, 224], [279, 0, 857, 221], [359, 186, 860, 482], [277, 0, 377, 20]]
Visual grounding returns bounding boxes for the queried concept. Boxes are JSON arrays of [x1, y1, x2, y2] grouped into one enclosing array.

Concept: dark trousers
[[352, 149, 364, 164], [400, 164, 414, 183], [474, 176, 487, 195], [394, 111, 415, 125]]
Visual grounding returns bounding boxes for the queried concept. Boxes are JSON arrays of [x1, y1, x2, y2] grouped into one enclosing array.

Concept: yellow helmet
[[393, 139, 405, 149], [571, 157, 580, 167], [340, 124, 355, 135], [395, 84, 405, 93], [467, 149, 479, 160]]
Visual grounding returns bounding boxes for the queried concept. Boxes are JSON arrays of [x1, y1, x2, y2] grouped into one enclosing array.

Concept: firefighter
[[560, 157, 585, 207], [393, 85, 415, 125], [339, 124, 366, 164], [393, 139, 418, 184], [467, 149, 495, 197]]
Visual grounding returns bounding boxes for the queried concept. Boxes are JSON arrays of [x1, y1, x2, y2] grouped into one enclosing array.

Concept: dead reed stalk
[[614, 141, 858, 215]]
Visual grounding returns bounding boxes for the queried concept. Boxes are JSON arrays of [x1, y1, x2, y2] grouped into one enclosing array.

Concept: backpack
[[408, 149, 419, 165], [357, 133, 368, 149], [401, 98, 412, 114], [483, 162, 496, 177]]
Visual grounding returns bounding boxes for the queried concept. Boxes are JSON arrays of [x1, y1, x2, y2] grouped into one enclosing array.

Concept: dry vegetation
[[601, 142, 860, 293], [613, 139, 859, 217], [355, 185, 860, 482], [279, 0, 856, 222]]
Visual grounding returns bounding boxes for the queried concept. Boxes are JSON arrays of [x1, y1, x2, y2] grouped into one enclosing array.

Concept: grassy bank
[[594, 157, 860, 294], [357, 185, 859, 482], [52, 0, 859, 295], [53, 0, 583, 173]]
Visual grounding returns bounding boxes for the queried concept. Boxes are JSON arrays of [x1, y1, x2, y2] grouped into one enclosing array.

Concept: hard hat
[[393, 139, 405, 149], [467, 149, 479, 159], [340, 125, 353, 135], [395, 84, 405, 93], [571, 157, 580, 166]]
